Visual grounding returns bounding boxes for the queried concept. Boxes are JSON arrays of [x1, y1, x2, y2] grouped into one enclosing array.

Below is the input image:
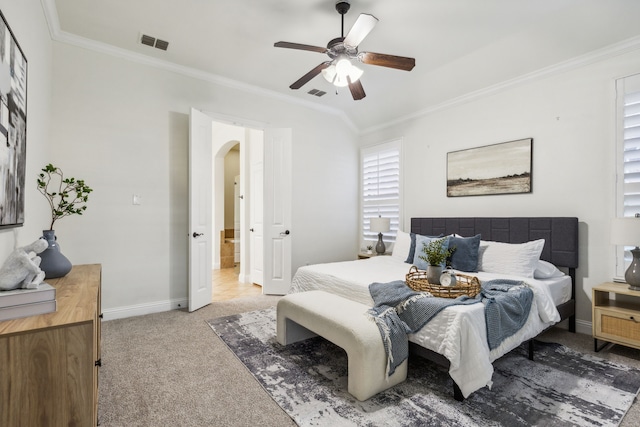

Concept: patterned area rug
[[207, 308, 640, 427]]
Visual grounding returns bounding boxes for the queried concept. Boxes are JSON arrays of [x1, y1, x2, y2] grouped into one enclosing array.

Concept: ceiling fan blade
[[348, 78, 366, 101], [343, 14, 378, 47], [289, 62, 331, 90], [274, 41, 328, 54], [359, 52, 415, 71]]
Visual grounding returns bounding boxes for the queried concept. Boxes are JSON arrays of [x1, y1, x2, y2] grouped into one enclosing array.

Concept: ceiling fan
[[274, 0, 415, 100]]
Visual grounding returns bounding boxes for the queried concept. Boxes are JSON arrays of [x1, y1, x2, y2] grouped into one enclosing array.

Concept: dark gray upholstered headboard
[[410, 217, 579, 269]]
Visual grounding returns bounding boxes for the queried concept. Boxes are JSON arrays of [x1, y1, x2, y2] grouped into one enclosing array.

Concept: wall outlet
[[132, 194, 142, 205]]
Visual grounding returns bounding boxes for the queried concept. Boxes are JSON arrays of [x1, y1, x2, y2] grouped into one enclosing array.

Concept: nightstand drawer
[[594, 307, 640, 342]]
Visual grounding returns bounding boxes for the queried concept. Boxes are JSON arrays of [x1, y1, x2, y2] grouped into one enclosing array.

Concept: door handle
[[280, 230, 290, 236], [192, 232, 204, 238], [250, 228, 254, 232]]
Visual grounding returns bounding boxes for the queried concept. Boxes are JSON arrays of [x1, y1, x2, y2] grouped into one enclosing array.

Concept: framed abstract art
[[0, 10, 27, 228]]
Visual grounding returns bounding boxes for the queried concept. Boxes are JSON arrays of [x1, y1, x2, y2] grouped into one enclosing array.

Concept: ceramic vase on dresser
[[39, 230, 72, 279]]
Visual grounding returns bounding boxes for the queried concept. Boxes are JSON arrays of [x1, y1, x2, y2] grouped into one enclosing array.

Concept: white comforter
[[289, 256, 562, 398]]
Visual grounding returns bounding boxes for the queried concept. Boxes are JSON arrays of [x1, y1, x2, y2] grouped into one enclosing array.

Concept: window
[[615, 73, 640, 277], [361, 140, 402, 246]]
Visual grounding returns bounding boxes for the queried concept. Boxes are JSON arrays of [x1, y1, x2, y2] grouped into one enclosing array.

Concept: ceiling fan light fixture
[[321, 64, 337, 84], [335, 57, 352, 75], [347, 63, 363, 83], [322, 58, 363, 87]]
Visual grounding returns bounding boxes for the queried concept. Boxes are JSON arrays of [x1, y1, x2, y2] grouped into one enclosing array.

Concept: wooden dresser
[[0, 264, 102, 427]]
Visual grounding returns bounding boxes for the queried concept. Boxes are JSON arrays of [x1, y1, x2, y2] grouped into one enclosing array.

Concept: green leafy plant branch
[[419, 238, 453, 266], [37, 164, 93, 230]]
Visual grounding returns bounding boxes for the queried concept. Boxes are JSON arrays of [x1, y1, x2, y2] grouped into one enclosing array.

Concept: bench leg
[[277, 317, 318, 345], [453, 381, 464, 401]]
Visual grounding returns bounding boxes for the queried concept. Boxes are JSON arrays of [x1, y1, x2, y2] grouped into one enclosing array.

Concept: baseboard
[[102, 297, 188, 321], [575, 319, 592, 335], [553, 317, 592, 335]]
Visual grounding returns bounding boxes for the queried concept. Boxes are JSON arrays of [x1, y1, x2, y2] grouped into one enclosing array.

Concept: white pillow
[[534, 260, 565, 279], [477, 239, 545, 278], [391, 230, 412, 262]]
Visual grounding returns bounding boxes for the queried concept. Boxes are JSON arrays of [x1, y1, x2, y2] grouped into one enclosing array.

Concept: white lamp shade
[[370, 217, 390, 233], [611, 218, 640, 246]]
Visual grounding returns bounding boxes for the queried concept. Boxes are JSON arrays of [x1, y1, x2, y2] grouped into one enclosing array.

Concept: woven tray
[[405, 266, 481, 298]]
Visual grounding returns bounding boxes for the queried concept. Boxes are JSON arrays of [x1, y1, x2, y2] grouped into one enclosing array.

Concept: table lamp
[[611, 217, 640, 291], [370, 216, 390, 255]]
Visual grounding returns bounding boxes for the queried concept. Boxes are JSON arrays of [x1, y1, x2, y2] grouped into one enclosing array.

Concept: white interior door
[[188, 108, 213, 311], [249, 137, 264, 286], [263, 128, 292, 295]]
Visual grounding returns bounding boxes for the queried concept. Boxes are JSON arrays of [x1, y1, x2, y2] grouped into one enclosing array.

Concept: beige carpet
[[98, 295, 296, 427], [98, 296, 640, 426]]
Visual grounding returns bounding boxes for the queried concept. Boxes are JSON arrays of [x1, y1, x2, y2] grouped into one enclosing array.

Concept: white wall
[[361, 48, 640, 331], [49, 42, 358, 317], [0, 1, 53, 263]]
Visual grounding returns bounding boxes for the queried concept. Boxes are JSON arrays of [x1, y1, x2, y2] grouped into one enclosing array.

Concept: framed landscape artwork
[[447, 138, 532, 197], [0, 10, 27, 228]]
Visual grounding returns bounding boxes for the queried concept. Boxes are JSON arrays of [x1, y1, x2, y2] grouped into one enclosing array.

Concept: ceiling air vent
[[139, 33, 169, 51], [307, 89, 326, 97], [154, 39, 169, 51], [140, 34, 155, 47]]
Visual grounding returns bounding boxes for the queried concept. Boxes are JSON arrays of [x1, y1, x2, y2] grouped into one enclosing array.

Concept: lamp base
[[375, 232, 386, 255], [625, 247, 640, 291]]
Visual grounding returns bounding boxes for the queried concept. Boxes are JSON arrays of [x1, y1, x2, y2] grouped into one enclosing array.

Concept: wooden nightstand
[[358, 252, 390, 259], [592, 282, 640, 352]]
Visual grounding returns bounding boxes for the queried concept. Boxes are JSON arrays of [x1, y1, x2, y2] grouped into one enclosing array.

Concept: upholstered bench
[[276, 290, 408, 401]]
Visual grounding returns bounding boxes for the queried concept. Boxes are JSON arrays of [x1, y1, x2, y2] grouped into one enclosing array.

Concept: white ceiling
[[51, 0, 640, 131]]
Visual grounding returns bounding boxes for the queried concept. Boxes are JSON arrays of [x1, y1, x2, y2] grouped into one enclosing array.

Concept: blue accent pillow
[[413, 235, 450, 270], [405, 233, 417, 263], [405, 233, 443, 263], [448, 234, 481, 272]]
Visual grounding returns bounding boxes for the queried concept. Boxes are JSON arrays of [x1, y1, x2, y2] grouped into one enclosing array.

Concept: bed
[[290, 217, 578, 399]]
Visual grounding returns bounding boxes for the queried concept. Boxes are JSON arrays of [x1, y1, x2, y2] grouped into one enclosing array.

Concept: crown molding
[[363, 35, 640, 135], [39, 0, 358, 133]]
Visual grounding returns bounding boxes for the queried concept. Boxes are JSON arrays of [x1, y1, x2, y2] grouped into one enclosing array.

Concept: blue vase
[[39, 230, 72, 279]]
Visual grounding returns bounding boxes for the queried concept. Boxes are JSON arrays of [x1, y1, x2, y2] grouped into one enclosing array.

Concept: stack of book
[[0, 284, 57, 322]]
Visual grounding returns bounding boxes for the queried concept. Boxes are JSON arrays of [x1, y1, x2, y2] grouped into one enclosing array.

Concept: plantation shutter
[[361, 140, 401, 244], [616, 73, 640, 277], [623, 89, 640, 216]]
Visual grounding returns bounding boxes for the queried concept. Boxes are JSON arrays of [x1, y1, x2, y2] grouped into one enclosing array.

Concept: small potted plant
[[36, 164, 93, 278], [419, 238, 453, 284], [366, 245, 373, 255]]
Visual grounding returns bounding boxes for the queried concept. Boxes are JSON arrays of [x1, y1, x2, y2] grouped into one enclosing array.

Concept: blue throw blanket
[[480, 280, 534, 350], [367, 280, 480, 376], [368, 279, 534, 376]]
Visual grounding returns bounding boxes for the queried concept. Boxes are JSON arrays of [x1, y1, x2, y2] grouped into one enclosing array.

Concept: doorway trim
[[205, 111, 268, 286]]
